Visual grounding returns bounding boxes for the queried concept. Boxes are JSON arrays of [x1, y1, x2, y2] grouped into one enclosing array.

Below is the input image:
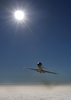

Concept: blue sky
[[0, 0, 71, 85]]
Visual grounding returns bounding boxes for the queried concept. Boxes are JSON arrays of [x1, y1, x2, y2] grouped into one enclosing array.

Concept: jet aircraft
[[23, 62, 58, 74]]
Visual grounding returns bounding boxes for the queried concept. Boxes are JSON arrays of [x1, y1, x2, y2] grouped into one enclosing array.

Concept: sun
[[15, 10, 24, 20]]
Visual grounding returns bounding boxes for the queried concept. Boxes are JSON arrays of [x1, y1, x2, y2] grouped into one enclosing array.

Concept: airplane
[[23, 62, 58, 74]]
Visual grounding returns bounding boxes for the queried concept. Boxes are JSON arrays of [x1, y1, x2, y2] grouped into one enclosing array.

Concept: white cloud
[[0, 85, 71, 100]]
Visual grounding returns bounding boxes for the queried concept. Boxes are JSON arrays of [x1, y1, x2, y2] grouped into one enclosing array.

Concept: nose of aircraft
[[37, 62, 42, 66]]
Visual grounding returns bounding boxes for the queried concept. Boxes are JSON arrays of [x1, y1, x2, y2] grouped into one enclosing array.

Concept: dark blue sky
[[0, 0, 71, 85]]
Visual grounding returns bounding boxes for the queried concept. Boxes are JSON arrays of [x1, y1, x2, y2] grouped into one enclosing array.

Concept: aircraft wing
[[23, 67, 38, 71], [42, 67, 49, 70], [43, 70, 58, 74]]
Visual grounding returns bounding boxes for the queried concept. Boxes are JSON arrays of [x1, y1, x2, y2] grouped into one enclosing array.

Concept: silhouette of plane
[[23, 62, 58, 74]]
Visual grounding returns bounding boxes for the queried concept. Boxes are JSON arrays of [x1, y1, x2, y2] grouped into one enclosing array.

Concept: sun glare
[[15, 10, 24, 20]]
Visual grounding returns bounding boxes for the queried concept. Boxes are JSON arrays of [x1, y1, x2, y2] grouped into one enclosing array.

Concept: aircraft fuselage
[[37, 62, 44, 73]]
